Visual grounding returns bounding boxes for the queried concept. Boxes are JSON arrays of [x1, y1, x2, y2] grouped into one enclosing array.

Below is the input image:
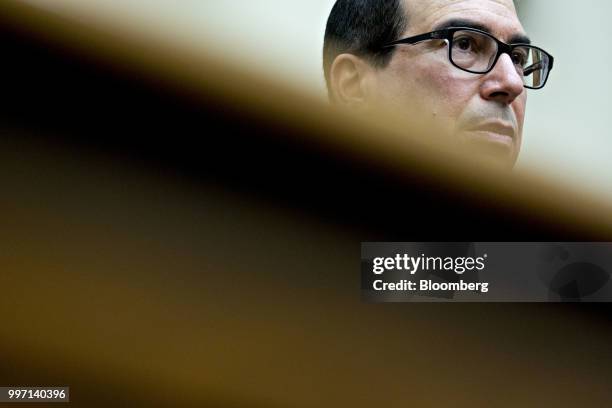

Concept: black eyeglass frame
[[382, 27, 554, 90]]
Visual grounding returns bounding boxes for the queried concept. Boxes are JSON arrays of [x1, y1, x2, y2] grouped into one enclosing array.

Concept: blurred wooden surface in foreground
[[1, 1, 611, 407]]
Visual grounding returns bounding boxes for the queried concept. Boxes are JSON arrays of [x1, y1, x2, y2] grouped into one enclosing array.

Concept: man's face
[[369, 0, 527, 166]]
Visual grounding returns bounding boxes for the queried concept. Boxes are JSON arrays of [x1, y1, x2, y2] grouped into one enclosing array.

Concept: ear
[[329, 53, 375, 107]]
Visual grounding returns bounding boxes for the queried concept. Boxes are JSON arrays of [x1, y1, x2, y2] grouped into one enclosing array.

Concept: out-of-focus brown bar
[[1, 1, 612, 407]]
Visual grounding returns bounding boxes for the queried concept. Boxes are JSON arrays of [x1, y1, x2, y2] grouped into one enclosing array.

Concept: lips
[[462, 121, 515, 147], [466, 121, 516, 139], [459, 120, 517, 160]]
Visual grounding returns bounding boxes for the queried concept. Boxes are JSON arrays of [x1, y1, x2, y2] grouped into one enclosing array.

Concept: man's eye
[[455, 37, 474, 51], [511, 51, 527, 66]]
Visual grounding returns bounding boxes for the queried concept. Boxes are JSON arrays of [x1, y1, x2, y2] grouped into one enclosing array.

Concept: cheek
[[416, 67, 478, 121], [387, 57, 473, 116]]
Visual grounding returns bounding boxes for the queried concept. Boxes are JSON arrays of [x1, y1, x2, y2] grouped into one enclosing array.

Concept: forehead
[[402, 0, 525, 40]]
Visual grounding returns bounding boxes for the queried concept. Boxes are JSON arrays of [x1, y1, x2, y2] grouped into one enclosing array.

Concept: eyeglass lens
[[449, 30, 550, 88]]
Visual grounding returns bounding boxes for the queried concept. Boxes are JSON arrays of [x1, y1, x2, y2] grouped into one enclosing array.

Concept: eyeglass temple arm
[[382, 31, 445, 49], [522, 53, 554, 76], [523, 62, 542, 76]]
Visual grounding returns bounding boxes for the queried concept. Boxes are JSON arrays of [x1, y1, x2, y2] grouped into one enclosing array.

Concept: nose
[[480, 53, 524, 105]]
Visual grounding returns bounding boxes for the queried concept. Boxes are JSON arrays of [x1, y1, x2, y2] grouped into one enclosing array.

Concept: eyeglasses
[[383, 27, 554, 89]]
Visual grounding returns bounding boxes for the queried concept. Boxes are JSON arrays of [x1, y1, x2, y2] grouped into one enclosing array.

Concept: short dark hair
[[322, 0, 408, 97]]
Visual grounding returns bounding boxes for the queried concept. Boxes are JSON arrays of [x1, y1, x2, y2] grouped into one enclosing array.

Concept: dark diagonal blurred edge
[[1, 2, 612, 408], [1, 0, 611, 240]]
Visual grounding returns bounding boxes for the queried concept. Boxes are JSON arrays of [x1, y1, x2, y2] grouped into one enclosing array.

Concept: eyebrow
[[433, 18, 531, 44]]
